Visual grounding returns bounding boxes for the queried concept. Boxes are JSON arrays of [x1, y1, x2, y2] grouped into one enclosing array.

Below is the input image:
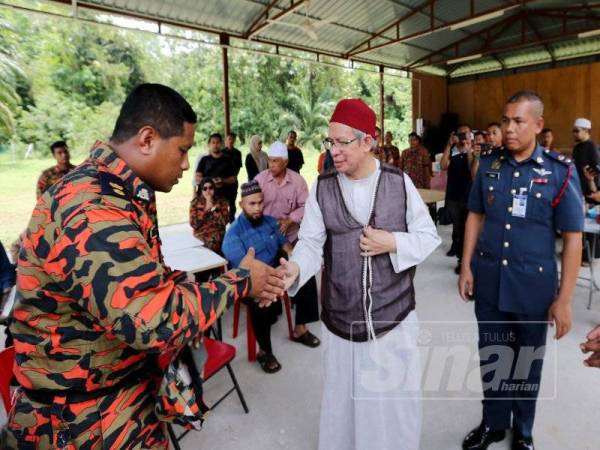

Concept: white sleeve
[[289, 180, 326, 295], [389, 174, 441, 272]]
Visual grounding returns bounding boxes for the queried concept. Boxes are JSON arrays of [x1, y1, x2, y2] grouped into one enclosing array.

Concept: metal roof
[[5, 0, 600, 77]]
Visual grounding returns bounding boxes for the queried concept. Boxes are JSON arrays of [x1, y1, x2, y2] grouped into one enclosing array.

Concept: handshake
[[581, 324, 600, 368], [238, 248, 300, 307]]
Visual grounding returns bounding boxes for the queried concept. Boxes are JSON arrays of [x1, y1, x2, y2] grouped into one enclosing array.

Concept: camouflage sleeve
[[215, 200, 230, 228], [189, 199, 203, 233], [47, 203, 250, 353], [36, 173, 47, 199]]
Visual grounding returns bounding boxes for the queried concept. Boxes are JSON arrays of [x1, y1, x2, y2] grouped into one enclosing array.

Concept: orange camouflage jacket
[[11, 141, 250, 394]]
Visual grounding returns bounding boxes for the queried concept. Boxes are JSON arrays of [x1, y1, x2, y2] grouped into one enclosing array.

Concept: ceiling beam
[[386, 0, 488, 45], [244, 0, 280, 38], [523, 13, 555, 63], [408, 12, 518, 68], [246, 0, 306, 39], [39, 0, 410, 71], [344, 0, 434, 57], [346, 0, 533, 58], [412, 18, 600, 69]]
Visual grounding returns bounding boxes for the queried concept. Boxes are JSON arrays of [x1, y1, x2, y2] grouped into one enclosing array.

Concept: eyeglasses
[[322, 137, 358, 151], [202, 186, 214, 191], [573, 128, 582, 133]]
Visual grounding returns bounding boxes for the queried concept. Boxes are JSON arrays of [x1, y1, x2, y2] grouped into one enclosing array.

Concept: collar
[[265, 168, 292, 186], [503, 144, 546, 167], [238, 213, 265, 229], [90, 141, 155, 204]]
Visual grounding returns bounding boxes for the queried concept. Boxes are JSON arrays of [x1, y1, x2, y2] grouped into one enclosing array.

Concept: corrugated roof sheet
[[5, 0, 599, 76]]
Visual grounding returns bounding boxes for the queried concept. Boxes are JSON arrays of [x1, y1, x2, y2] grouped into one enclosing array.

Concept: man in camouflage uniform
[[1, 84, 283, 449], [36, 141, 76, 199]]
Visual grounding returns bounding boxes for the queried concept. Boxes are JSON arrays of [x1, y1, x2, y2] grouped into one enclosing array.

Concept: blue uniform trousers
[[475, 300, 548, 438]]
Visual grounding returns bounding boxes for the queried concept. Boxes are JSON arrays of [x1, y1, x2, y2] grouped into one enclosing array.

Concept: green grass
[[0, 146, 321, 246]]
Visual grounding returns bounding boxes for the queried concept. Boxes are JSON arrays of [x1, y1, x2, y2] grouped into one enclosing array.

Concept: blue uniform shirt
[[222, 213, 288, 268], [468, 145, 584, 314]]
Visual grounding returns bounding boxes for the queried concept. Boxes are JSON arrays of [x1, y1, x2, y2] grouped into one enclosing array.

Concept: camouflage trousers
[[1, 379, 169, 449]]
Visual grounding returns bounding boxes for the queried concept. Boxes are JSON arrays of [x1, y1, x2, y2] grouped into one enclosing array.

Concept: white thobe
[[290, 160, 441, 450]]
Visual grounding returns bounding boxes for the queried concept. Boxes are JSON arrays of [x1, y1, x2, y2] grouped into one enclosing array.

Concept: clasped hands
[[359, 226, 396, 257], [581, 324, 600, 368], [238, 246, 309, 308]]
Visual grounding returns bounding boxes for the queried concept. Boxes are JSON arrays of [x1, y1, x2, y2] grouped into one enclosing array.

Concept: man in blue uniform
[[458, 91, 584, 450]]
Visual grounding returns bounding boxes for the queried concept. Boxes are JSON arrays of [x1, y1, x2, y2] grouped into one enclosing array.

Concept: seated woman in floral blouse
[[189, 177, 230, 254]]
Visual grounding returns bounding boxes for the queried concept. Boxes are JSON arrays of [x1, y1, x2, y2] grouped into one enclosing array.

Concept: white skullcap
[[268, 141, 288, 159], [574, 118, 592, 129]]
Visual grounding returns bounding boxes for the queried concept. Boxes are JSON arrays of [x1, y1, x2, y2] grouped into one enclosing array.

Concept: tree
[[44, 24, 145, 107], [280, 68, 336, 149], [0, 17, 24, 139]]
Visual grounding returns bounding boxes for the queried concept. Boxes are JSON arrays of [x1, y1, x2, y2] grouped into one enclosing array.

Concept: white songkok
[[268, 141, 288, 159], [574, 118, 592, 129]]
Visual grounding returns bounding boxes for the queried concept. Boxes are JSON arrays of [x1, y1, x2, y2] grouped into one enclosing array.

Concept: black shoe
[[511, 432, 534, 450], [447, 248, 457, 257], [462, 422, 506, 450]]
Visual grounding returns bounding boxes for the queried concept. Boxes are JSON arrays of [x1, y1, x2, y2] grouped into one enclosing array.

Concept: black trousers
[[290, 275, 320, 326], [227, 196, 237, 223], [246, 298, 279, 355], [446, 200, 468, 260], [475, 300, 548, 438]]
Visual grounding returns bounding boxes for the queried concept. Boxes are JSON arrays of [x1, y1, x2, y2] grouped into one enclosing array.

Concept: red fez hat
[[329, 98, 376, 138]]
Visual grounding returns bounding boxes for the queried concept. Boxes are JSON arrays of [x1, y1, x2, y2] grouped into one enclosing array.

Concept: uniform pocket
[[527, 185, 553, 222], [523, 259, 557, 303]]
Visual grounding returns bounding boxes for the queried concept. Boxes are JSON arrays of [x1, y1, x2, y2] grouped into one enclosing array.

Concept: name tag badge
[[512, 194, 527, 218], [485, 171, 500, 180]]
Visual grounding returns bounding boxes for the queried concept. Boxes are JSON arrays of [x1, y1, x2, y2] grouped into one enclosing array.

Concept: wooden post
[[220, 33, 231, 136], [379, 65, 385, 138]]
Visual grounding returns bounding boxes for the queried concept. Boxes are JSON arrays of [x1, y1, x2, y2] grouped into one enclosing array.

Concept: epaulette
[[99, 171, 129, 200], [480, 147, 502, 158], [543, 149, 572, 166]]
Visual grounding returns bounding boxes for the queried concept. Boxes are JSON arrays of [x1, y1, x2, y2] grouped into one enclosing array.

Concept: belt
[[21, 365, 152, 405]]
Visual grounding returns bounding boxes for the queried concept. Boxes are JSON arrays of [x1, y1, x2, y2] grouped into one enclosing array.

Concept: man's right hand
[[581, 324, 600, 368], [583, 165, 598, 182], [240, 248, 285, 304], [458, 265, 474, 302], [448, 133, 457, 146], [278, 258, 300, 290]]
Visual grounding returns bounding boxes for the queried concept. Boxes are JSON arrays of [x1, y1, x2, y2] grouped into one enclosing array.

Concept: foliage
[[0, 9, 412, 155], [0, 16, 25, 139]]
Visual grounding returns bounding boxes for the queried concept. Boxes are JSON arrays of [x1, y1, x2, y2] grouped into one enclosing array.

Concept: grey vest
[[316, 164, 416, 342]]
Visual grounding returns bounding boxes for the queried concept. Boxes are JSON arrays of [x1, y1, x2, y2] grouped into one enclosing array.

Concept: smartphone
[[594, 164, 600, 174], [457, 132, 467, 141], [479, 143, 492, 152]]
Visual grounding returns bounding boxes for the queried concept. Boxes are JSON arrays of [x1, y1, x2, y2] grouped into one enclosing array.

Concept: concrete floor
[[173, 225, 600, 450], [2, 225, 600, 449]]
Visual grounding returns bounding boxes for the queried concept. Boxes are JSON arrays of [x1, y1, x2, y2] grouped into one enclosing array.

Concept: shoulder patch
[[99, 171, 129, 199], [481, 148, 500, 159], [544, 150, 572, 166]]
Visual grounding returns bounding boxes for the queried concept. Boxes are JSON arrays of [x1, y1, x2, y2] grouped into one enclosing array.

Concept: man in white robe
[[280, 99, 441, 450]]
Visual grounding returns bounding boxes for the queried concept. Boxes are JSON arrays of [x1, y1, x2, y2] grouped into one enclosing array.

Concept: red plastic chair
[[232, 293, 293, 361], [0, 346, 15, 412], [167, 336, 248, 449]]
